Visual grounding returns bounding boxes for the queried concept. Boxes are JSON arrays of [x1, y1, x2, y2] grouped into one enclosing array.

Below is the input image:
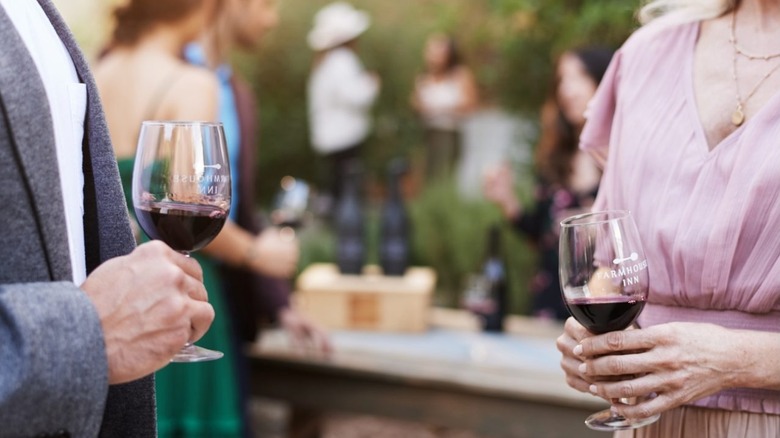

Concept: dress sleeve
[[579, 49, 622, 169], [580, 49, 622, 213]]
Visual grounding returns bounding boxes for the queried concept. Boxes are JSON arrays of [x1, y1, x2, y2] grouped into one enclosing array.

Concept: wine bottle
[[379, 158, 410, 276], [335, 161, 365, 274], [480, 224, 507, 332]]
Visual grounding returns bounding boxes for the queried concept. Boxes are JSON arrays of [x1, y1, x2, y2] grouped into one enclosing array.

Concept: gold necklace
[[729, 11, 780, 61], [729, 11, 780, 126]]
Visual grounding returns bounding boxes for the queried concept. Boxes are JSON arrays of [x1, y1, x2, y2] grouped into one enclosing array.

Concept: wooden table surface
[[247, 308, 608, 438]]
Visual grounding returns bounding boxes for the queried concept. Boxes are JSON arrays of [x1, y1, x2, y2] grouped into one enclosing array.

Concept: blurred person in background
[[0, 0, 217, 435], [307, 1, 380, 204], [94, 0, 250, 436], [411, 33, 479, 181], [189, 0, 333, 434], [557, 0, 780, 436], [483, 47, 613, 321]]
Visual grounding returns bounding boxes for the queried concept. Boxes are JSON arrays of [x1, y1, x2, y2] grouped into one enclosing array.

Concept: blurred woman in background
[[412, 33, 479, 181], [482, 47, 613, 321], [94, 0, 249, 436]]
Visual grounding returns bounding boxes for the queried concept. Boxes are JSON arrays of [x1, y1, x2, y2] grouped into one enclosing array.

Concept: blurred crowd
[[92, 1, 613, 435], [5, 0, 779, 436]]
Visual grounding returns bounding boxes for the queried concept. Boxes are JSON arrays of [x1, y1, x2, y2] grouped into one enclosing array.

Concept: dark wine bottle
[[335, 161, 365, 274], [481, 224, 507, 332], [379, 158, 410, 276]]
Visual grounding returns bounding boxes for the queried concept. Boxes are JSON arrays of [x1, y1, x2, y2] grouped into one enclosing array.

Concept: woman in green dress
[[94, 1, 249, 436]]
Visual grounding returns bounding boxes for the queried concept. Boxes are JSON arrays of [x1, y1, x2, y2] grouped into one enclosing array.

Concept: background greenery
[[60, 0, 642, 316], [235, 0, 639, 204], [235, 0, 640, 314]]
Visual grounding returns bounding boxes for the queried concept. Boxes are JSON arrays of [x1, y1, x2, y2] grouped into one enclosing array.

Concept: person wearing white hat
[[307, 1, 380, 201]]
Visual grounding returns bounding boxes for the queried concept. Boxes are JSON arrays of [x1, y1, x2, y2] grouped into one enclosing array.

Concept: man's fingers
[[187, 301, 215, 343], [181, 272, 209, 302], [170, 252, 204, 283]]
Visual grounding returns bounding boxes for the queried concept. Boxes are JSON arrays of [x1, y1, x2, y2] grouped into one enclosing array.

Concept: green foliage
[[239, 0, 639, 205], [242, 0, 640, 314], [407, 178, 537, 314], [295, 178, 538, 315]]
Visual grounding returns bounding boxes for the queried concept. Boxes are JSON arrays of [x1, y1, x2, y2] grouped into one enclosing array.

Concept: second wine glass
[[132, 120, 231, 362], [559, 210, 659, 431]]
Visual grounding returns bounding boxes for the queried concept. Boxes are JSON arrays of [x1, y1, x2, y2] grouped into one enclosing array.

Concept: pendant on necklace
[[731, 107, 745, 126]]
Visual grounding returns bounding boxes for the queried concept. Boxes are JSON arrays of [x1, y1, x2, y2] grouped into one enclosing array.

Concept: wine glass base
[[585, 408, 660, 431], [171, 343, 224, 363]]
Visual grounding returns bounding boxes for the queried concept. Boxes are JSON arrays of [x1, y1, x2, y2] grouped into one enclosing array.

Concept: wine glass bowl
[[132, 121, 230, 362], [559, 210, 659, 431]]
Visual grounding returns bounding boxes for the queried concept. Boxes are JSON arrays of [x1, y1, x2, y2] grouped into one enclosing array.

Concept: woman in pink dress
[[556, 0, 780, 436]]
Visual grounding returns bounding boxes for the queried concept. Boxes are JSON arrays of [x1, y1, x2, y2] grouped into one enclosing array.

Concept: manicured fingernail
[[589, 384, 598, 394], [573, 344, 583, 356], [578, 363, 587, 374]]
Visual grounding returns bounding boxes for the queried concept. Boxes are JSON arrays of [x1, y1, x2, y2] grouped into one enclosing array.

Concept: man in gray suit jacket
[[0, 1, 215, 436]]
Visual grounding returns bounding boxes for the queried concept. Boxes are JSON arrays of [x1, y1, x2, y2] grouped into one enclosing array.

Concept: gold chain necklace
[[729, 11, 780, 126]]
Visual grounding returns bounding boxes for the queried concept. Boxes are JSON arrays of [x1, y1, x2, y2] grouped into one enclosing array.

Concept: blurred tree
[[238, 0, 637, 205]]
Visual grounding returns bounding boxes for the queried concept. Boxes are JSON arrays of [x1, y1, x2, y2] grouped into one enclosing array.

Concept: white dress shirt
[[1, 0, 88, 285], [307, 47, 379, 154]]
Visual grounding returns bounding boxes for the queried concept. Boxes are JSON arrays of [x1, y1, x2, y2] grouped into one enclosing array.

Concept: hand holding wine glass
[[132, 121, 230, 362], [558, 210, 659, 431], [81, 241, 214, 382]]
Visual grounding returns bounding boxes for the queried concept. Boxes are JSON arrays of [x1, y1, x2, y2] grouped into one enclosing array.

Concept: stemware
[[132, 121, 231, 362], [559, 210, 659, 431]]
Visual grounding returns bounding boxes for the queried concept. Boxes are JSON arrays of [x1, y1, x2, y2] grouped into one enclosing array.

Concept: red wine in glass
[[559, 210, 659, 431], [135, 201, 227, 253], [564, 295, 646, 335], [132, 121, 231, 363]]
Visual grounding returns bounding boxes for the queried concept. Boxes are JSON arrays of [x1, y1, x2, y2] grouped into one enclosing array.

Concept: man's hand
[[81, 241, 214, 384]]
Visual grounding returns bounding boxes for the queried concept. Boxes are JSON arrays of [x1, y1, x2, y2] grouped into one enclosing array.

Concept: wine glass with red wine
[[559, 210, 659, 431], [132, 121, 230, 362]]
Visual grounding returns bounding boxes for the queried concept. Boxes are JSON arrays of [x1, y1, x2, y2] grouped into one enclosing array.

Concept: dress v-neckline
[[686, 20, 780, 156]]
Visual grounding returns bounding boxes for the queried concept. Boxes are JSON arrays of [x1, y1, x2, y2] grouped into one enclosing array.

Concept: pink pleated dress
[[580, 18, 780, 438]]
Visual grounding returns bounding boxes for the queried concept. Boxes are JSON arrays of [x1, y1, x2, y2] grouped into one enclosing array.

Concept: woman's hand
[[576, 322, 749, 420], [556, 317, 598, 393], [245, 227, 300, 279]]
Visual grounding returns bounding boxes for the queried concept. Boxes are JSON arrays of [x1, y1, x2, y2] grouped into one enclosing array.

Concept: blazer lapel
[[36, 0, 135, 269], [0, 5, 72, 281]]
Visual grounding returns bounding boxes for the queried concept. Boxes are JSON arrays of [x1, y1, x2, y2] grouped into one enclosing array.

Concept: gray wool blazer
[[0, 1, 155, 436]]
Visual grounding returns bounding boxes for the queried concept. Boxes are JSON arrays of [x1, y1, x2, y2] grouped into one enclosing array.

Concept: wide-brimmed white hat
[[307, 2, 370, 51]]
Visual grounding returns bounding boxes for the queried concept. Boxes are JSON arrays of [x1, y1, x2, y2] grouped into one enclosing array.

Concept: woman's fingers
[[583, 351, 653, 378], [588, 372, 662, 400], [579, 327, 656, 357], [560, 355, 593, 392], [611, 390, 670, 421], [557, 318, 596, 393], [564, 317, 591, 342]]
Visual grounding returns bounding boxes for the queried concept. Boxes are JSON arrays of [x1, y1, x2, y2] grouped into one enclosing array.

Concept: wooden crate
[[294, 263, 436, 332]]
